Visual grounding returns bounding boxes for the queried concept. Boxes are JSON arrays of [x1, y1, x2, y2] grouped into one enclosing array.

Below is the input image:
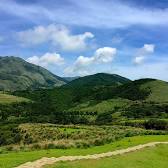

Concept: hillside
[[67, 78, 168, 119], [4, 75, 168, 124], [112, 78, 168, 102], [0, 92, 29, 104], [63, 73, 131, 88], [141, 80, 168, 102], [0, 56, 67, 91]]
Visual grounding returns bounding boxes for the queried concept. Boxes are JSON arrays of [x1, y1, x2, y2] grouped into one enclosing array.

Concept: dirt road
[[15, 141, 168, 168]]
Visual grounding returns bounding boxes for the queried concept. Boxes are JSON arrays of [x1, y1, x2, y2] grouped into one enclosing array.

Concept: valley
[[0, 56, 168, 168]]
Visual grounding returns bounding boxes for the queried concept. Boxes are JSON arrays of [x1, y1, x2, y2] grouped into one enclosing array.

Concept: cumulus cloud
[[65, 47, 117, 75], [26, 52, 64, 67], [18, 24, 94, 51], [133, 44, 155, 65]]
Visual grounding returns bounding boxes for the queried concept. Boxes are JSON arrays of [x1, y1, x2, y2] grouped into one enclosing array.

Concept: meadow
[[44, 144, 168, 168], [0, 135, 168, 168]]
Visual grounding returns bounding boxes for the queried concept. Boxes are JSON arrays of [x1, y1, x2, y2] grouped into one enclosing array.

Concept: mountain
[[63, 73, 131, 88], [3, 75, 168, 123], [68, 78, 168, 119], [0, 56, 67, 91], [112, 78, 168, 102]]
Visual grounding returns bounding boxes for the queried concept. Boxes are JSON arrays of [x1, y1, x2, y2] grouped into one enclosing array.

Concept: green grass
[[45, 144, 168, 168], [69, 98, 130, 113], [0, 135, 168, 168], [0, 93, 29, 104], [142, 80, 168, 102]]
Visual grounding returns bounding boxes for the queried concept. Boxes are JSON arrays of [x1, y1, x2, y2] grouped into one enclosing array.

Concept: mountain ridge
[[63, 72, 131, 88], [0, 56, 67, 91]]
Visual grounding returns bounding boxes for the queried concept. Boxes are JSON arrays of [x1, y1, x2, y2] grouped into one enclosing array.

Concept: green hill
[[0, 56, 67, 91], [141, 79, 168, 102], [67, 78, 168, 119], [7, 75, 168, 123], [63, 73, 131, 88], [111, 78, 168, 102]]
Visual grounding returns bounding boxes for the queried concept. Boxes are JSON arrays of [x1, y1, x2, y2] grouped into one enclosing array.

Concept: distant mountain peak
[[0, 56, 66, 91], [63, 73, 131, 88]]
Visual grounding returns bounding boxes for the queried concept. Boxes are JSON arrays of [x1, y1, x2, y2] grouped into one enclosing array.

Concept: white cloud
[[133, 44, 155, 65], [1, 0, 168, 28], [18, 24, 94, 51], [94, 47, 116, 63], [26, 52, 64, 67], [65, 47, 117, 75]]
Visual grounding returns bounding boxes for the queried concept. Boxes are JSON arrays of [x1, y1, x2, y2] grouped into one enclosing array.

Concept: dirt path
[[16, 142, 168, 168]]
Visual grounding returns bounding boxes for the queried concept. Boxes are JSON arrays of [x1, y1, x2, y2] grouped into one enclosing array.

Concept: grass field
[[0, 93, 29, 104], [69, 98, 131, 113], [142, 80, 168, 103], [0, 135, 168, 168], [45, 144, 168, 168]]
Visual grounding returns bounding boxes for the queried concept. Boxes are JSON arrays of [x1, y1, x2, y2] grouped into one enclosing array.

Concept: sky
[[0, 0, 168, 81]]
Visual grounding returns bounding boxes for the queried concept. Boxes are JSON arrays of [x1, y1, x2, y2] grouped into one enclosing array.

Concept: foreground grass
[[0, 135, 168, 168], [46, 144, 168, 168]]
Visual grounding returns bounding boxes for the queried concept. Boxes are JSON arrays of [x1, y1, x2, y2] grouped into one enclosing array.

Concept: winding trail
[[16, 142, 168, 168]]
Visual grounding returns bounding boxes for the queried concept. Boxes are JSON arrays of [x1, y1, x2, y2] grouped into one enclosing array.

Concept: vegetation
[[0, 135, 168, 168], [9, 76, 168, 124], [45, 144, 168, 168], [2, 123, 166, 151], [0, 92, 29, 104], [0, 60, 168, 168], [0, 56, 67, 91], [63, 73, 130, 88], [124, 119, 168, 130]]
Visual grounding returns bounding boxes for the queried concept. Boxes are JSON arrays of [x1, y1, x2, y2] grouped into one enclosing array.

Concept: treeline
[[125, 119, 168, 130], [0, 100, 114, 125], [124, 102, 168, 118]]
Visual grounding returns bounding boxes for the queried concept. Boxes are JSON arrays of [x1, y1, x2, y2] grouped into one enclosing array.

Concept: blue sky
[[0, 0, 168, 81]]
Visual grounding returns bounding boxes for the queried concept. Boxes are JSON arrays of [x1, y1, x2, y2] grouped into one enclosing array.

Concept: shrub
[[144, 119, 168, 130]]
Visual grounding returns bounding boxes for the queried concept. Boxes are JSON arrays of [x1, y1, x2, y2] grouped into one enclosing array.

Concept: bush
[[96, 112, 112, 125], [144, 119, 168, 130]]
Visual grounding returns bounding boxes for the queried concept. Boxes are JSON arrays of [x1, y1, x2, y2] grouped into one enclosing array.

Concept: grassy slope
[[0, 56, 66, 91], [142, 80, 168, 102], [70, 79, 168, 114], [0, 93, 29, 104], [0, 135, 168, 168], [69, 98, 131, 113], [46, 144, 168, 168]]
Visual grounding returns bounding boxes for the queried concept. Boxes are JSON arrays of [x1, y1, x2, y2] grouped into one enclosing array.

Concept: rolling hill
[[67, 78, 168, 119], [112, 78, 168, 102], [2, 73, 168, 123], [63, 73, 131, 88], [0, 56, 67, 91]]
